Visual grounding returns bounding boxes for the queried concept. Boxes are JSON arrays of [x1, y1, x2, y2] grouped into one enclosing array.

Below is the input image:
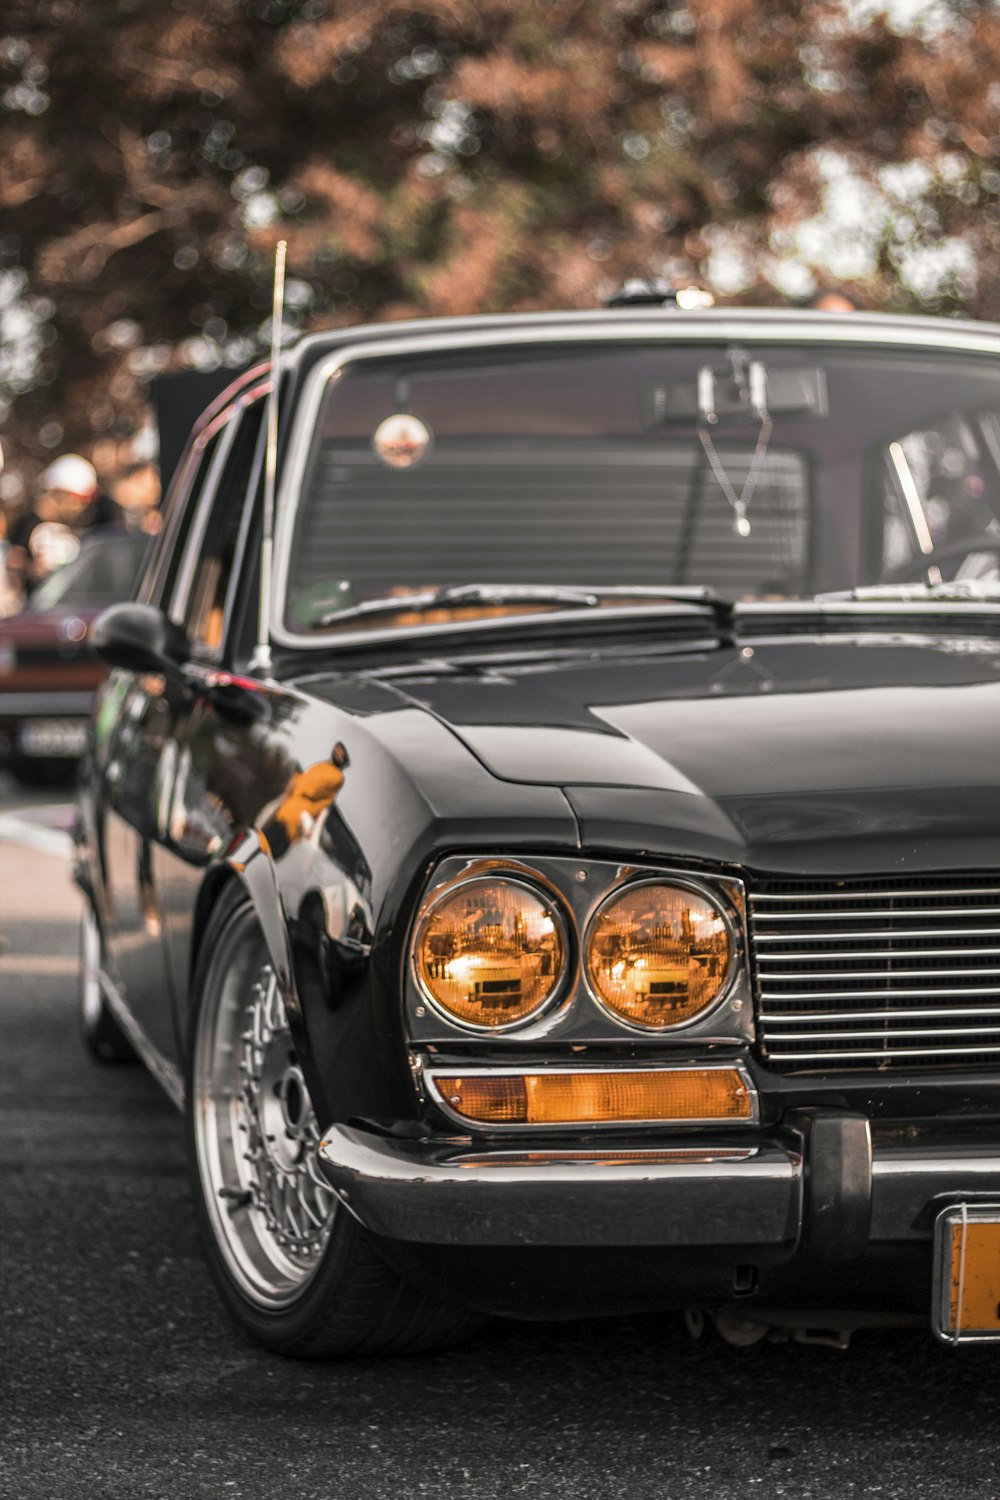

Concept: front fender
[[193, 827, 303, 1035], [192, 826, 396, 1128]]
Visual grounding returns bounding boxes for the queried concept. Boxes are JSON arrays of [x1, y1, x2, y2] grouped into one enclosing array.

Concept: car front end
[[258, 308, 1000, 1341], [305, 608, 1000, 1341], [81, 306, 1000, 1353]]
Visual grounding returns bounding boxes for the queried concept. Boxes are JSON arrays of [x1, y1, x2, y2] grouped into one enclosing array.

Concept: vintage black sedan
[[75, 306, 1000, 1357]]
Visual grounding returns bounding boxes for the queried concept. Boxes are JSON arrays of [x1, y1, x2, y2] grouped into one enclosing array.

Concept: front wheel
[[187, 888, 479, 1358]]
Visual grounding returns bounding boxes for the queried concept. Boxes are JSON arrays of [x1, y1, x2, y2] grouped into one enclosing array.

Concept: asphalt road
[[1, 770, 999, 1500]]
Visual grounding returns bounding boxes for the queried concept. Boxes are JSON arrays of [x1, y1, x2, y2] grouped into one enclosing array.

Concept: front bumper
[[318, 1115, 1000, 1252]]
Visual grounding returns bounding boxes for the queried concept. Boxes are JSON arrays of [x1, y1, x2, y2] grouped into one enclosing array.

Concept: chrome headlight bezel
[[411, 871, 573, 1035], [582, 875, 738, 1035], [404, 855, 751, 1048]]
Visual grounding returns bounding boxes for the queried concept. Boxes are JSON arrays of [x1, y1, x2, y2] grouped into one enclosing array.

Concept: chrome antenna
[[252, 237, 287, 674]]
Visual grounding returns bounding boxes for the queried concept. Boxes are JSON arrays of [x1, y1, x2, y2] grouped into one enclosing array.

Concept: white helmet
[[39, 453, 97, 497]]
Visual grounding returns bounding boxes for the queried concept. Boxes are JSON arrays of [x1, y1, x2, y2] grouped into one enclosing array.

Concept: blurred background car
[[0, 529, 149, 784]]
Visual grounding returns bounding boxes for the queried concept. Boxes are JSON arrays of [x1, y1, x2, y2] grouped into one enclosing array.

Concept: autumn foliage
[[2, 0, 1000, 477]]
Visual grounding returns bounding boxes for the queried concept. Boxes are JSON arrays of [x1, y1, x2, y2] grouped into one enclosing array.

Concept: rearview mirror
[[91, 602, 191, 675]]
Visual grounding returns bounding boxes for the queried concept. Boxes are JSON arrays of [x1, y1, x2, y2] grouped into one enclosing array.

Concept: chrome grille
[[748, 873, 1000, 1071]]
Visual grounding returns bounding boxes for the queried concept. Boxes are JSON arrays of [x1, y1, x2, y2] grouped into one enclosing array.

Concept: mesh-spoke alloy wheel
[[186, 890, 481, 1356], [193, 929, 336, 1308]]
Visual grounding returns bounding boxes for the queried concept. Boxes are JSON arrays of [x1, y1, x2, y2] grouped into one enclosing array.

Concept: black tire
[[186, 885, 481, 1358], [79, 907, 135, 1063]]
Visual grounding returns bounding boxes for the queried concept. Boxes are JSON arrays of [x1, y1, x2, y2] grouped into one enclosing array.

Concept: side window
[[180, 398, 266, 656], [879, 415, 1000, 578], [140, 424, 228, 608]]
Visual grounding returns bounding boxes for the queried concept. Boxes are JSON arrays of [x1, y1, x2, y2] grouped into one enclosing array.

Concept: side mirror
[[91, 602, 191, 675]]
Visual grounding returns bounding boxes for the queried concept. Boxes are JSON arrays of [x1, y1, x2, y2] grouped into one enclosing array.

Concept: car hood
[[379, 630, 1000, 875]]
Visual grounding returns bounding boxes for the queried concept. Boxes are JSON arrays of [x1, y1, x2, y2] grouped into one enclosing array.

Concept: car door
[[149, 386, 270, 1058], [100, 389, 265, 1071]]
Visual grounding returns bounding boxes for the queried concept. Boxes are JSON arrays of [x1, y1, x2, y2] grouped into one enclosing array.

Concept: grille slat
[[761, 1005, 1000, 1021], [767, 1044, 1000, 1062], [752, 887, 1000, 902], [761, 985, 1000, 1000], [760, 968, 1000, 981], [758, 948, 1000, 962], [754, 927, 1000, 943], [769, 1025, 1000, 1041], [749, 872, 1000, 1071], [754, 907, 1000, 921]]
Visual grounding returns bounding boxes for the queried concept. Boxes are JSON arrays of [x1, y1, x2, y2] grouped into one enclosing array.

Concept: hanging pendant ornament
[[697, 413, 773, 538], [695, 357, 772, 538], [373, 412, 433, 469]]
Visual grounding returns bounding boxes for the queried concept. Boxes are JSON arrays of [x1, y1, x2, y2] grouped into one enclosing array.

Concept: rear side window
[[178, 399, 266, 656], [140, 424, 228, 609]]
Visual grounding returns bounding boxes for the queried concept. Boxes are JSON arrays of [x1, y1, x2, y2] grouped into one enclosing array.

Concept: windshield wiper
[[817, 580, 1000, 604], [315, 582, 731, 629]]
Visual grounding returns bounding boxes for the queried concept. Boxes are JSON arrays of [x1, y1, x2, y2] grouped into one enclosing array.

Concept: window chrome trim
[[167, 413, 240, 629], [168, 385, 270, 664], [269, 318, 1000, 653], [411, 872, 573, 1035], [421, 1061, 759, 1134], [212, 389, 269, 665], [582, 874, 739, 1036]]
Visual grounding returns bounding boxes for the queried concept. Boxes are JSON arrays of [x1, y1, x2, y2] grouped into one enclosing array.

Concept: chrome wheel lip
[[193, 914, 336, 1311], [80, 908, 103, 1030]]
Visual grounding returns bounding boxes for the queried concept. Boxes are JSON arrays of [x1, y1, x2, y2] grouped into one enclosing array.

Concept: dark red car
[[0, 530, 149, 782]]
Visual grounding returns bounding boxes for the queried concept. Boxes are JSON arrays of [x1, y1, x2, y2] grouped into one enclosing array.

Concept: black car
[[75, 307, 1000, 1357]]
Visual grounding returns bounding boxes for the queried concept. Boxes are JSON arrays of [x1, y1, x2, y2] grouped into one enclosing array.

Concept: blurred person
[[5, 453, 111, 598], [807, 286, 864, 312], [108, 461, 162, 535], [0, 507, 19, 617]]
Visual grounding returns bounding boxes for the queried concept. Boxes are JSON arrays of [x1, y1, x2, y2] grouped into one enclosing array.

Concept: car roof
[[188, 306, 1000, 445], [289, 306, 1000, 363]]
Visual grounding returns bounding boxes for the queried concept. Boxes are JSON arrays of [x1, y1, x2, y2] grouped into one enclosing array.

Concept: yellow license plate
[[933, 1207, 1000, 1343]]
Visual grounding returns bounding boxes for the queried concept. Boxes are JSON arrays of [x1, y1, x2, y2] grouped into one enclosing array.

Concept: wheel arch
[[190, 829, 303, 1036], [187, 825, 420, 1130]]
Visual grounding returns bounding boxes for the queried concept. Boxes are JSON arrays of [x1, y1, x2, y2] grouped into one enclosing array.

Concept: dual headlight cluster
[[414, 874, 733, 1034]]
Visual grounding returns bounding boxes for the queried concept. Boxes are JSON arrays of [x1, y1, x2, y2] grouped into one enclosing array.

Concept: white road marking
[[0, 953, 77, 975], [0, 813, 72, 859]]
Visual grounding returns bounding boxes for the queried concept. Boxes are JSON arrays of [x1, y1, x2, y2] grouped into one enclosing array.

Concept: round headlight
[[586, 882, 732, 1030], [415, 877, 567, 1031]]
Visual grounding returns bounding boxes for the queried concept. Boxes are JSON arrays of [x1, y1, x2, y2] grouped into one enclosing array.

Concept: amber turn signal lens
[[416, 878, 566, 1030], [586, 883, 732, 1029], [433, 1068, 752, 1125]]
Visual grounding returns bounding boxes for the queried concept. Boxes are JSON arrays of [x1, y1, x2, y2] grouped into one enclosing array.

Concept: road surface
[[0, 771, 997, 1500]]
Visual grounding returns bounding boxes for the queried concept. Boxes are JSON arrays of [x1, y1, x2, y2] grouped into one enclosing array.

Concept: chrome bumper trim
[[870, 1147, 1000, 1240], [319, 1123, 1000, 1251], [317, 1125, 802, 1247]]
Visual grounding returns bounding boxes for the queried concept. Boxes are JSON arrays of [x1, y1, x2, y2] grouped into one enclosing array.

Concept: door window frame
[[165, 382, 270, 664]]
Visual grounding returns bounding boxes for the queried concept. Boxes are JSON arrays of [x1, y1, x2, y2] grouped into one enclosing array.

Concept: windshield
[[30, 533, 150, 613], [284, 338, 1000, 635]]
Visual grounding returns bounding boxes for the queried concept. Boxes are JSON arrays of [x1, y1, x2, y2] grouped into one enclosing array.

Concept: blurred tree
[[2, 0, 1000, 483]]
